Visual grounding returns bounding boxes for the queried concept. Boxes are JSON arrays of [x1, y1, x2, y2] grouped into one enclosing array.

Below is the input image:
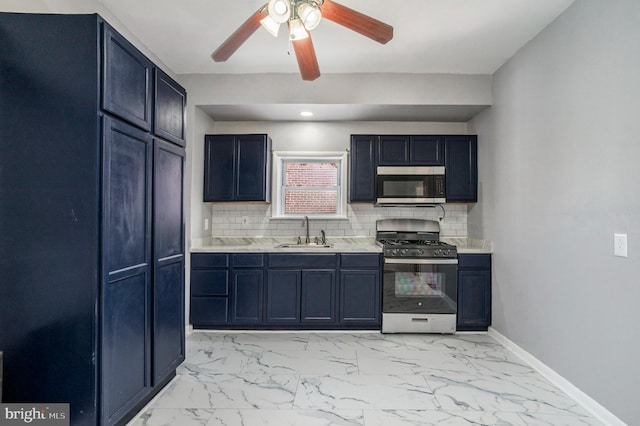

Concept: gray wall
[[469, 0, 640, 423]]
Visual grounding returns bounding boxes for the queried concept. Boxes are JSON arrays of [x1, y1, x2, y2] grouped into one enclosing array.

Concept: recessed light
[[300, 111, 314, 117]]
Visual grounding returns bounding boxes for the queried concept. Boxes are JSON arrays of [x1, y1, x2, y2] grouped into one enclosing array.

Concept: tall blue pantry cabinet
[[0, 13, 186, 425]]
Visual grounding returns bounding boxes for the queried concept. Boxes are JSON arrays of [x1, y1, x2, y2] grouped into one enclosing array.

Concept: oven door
[[383, 258, 458, 314]]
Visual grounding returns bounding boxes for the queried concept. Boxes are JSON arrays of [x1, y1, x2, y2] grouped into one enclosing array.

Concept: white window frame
[[272, 151, 348, 219]]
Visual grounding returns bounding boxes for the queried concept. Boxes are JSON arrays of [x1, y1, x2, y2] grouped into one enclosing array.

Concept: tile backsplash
[[209, 204, 468, 239]]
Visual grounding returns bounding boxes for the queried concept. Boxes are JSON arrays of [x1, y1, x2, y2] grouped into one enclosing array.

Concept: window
[[273, 152, 347, 218]]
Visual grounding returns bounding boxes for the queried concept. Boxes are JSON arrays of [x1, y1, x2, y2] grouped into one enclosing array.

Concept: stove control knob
[[400, 249, 408, 256], [435, 249, 442, 256], [444, 249, 450, 256], [417, 249, 424, 256], [392, 249, 399, 256]]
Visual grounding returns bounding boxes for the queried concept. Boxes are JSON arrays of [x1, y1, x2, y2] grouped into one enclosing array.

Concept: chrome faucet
[[320, 229, 326, 245], [302, 216, 310, 244]]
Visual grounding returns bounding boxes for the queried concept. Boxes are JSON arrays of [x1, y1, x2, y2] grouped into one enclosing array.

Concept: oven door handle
[[384, 258, 458, 265]]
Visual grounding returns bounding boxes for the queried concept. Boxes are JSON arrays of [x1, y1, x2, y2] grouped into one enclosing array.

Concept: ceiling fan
[[211, 0, 394, 81]]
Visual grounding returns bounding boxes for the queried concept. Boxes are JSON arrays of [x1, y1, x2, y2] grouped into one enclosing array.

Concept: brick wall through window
[[283, 162, 338, 215]]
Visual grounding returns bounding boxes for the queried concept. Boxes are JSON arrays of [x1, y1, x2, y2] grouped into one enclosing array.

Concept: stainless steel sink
[[275, 243, 333, 249]]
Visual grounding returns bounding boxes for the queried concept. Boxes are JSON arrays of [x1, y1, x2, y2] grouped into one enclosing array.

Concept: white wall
[[469, 0, 640, 424]]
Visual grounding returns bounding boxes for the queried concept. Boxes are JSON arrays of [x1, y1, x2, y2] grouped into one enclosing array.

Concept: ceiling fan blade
[[211, 6, 267, 62], [320, 0, 393, 44], [292, 34, 321, 81]]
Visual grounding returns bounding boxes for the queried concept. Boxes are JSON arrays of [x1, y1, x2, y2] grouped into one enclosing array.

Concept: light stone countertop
[[442, 237, 493, 254], [190, 236, 492, 254], [190, 237, 382, 253]]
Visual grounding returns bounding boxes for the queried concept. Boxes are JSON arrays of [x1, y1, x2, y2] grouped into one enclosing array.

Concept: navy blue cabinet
[[103, 23, 153, 131], [154, 69, 186, 146], [349, 134, 475, 203], [190, 253, 379, 330], [457, 254, 492, 331], [339, 254, 381, 325], [349, 135, 377, 202], [231, 270, 264, 323], [0, 13, 185, 426], [266, 254, 337, 325], [377, 135, 445, 166], [204, 134, 272, 202], [445, 136, 478, 202], [152, 140, 185, 385], [102, 116, 153, 423]]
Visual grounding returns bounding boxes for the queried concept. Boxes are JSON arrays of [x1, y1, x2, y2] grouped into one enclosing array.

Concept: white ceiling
[[95, 0, 575, 75], [2, 0, 576, 121]]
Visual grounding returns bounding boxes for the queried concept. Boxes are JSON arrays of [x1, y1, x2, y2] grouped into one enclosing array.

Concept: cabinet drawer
[[190, 297, 228, 324], [458, 254, 491, 269], [232, 253, 264, 268], [268, 253, 337, 268], [340, 254, 380, 269], [191, 270, 228, 295], [191, 253, 229, 268]]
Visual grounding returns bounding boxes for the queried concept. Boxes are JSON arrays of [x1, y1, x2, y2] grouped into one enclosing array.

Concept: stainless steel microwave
[[376, 166, 446, 205]]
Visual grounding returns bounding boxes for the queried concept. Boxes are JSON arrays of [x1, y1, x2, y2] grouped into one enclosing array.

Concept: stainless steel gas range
[[377, 219, 458, 334]]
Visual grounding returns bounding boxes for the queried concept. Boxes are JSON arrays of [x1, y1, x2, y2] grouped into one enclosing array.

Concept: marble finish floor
[[129, 332, 603, 425]]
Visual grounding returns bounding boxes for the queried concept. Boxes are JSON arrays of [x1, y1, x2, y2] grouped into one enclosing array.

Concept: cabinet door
[[349, 135, 377, 202], [378, 135, 410, 165], [231, 270, 264, 323], [301, 270, 336, 323], [457, 269, 491, 330], [154, 69, 186, 146], [203, 135, 235, 201], [152, 140, 185, 385], [101, 116, 152, 423], [102, 24, 152, 131], [411, 136, 444, 165], [445, 136, 478, 202], [266, 270, 300, 323], [235, 135, 270, 201], [339, 270, 381, 324]]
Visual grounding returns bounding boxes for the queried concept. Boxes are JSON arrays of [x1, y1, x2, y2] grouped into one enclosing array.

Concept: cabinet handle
[[411, 318, 429, 322]]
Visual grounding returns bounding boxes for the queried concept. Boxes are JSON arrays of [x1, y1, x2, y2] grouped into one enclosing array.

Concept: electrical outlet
[[242, 216, 250, 227], [614, 233, 628, 257]]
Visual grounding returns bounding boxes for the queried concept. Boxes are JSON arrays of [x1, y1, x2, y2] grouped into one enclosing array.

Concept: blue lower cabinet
[[190, 253, 381, 329], [339, 270, 381, 325], [231, 270, 264, 324], [266, 270, 301, 323], [301, 270, 336, 324], [457, 254, 492, 331]]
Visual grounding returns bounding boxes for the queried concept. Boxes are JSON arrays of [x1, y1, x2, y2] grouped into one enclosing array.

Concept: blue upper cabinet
[[378, 135, 445, 166], [203, 134, 272, 202], [445, 135, 478, 202], [153, 69, 186, 147], [103, 23, 153, 131], [350, 135, 377, 202], [378, 135, 410, 165], [411, 135, 445, 165]]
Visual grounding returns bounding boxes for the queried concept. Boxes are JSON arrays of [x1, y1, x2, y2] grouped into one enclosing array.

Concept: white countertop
[[442, 237, 493, 254], [190, 236, 492, 254], [190, 237, 382, 253]]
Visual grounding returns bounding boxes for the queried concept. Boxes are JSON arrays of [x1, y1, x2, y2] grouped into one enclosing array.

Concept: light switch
[[614, 233, 627, 257]]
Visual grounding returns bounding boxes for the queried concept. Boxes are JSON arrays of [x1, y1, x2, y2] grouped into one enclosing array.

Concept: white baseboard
[[488, 327, 626, 426]]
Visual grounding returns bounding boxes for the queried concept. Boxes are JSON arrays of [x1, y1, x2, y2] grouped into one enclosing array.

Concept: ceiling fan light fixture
[[267, 0, 291, 24], [297, 2, 322, 31], [288, 18, 309, 40], [260, 15, 281, 37]]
